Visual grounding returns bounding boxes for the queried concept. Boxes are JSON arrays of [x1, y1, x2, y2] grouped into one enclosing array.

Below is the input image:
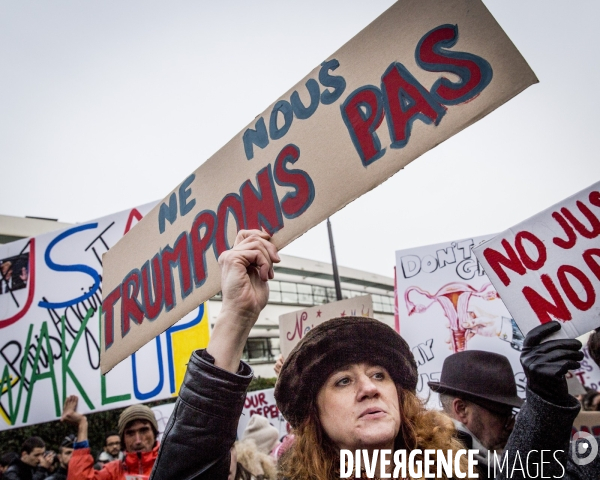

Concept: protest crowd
[[2, 230, 599, 479], [8, 0, 600, 477]]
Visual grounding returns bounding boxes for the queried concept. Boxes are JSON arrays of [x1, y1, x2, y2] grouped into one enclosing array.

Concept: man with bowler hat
[[429, 350, 522, 479]]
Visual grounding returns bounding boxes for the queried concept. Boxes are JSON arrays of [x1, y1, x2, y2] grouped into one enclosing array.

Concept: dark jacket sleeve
[[2, 468, 19, 480], [32, 467, 50, 480], [494, 388, 581, 480], [150, 349, 253, 480]]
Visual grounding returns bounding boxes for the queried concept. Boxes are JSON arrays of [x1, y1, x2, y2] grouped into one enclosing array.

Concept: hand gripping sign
[[100, 0, 538, 372], [474, 181, 600, 339]]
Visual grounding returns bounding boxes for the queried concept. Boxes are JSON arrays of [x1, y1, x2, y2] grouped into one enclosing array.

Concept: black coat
[[497, 388, 600, 480], [150, 350, 253, 479], [3, 460, 48, 480], [45, 466, 66, 480]]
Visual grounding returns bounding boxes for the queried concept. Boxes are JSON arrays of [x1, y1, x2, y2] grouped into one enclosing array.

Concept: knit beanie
[[117, 404, 159, 440], [241, 415, 280, 455]]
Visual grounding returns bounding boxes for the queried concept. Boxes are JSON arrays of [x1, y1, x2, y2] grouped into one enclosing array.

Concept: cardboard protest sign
[[279, 295, 373, 358], [238, 388, 290, 440], [0, 204, 209, 430], [473, 182, 600, 339], [396, 235, 526, 408], [101, 0, 538, 373]]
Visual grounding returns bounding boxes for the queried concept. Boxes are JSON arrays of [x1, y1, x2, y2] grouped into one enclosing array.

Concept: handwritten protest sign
[[0, 204, 209, 430], [473, 181, 600, 339], [101, 0, 537, 373], [396, 235, 526, 408], [238, 388, 289, 440], [151, 388, 290, 442], [279, 295, 373, 358]]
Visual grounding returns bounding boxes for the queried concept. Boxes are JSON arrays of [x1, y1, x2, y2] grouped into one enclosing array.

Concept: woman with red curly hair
[[149, 230, 473, 479]]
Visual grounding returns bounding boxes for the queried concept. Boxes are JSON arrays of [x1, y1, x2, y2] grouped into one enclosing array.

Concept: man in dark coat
[[46, 436, 75, 480], [430, 351, 523, 480], [3, 437, 52, 480]]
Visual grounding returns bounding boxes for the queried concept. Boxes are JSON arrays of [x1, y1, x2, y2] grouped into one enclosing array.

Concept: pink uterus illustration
[[405, 282, 498, 353]]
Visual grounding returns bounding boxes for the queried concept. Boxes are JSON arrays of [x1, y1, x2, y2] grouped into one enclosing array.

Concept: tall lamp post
[[327, 217, 343, 302]]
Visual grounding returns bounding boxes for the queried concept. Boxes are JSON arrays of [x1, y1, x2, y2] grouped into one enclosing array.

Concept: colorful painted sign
[[395, 236, 526, 408], [474, 181, 600, 339], [0, 204, 209, 430], [101, 0, 538, 373], [279, 295, 373, 358]]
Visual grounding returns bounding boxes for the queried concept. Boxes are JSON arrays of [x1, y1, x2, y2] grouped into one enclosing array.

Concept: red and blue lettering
[[381, 62, 446, 149], [416, 24, 493, 105], [340, 86, 385, 166], [274, 144, 315, 219]]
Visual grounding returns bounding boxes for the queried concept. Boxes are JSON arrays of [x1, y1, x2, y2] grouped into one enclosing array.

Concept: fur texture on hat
[[274, 316, 418, 428], [242, 414, 280, 455], [117, 404, 159, 440]]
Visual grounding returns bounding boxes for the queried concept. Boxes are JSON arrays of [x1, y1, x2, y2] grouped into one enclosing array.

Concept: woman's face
[[316, 363, 400, 451]]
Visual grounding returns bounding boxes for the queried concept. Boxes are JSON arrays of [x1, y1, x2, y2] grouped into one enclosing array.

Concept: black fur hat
[[274, 316, 418, 428]]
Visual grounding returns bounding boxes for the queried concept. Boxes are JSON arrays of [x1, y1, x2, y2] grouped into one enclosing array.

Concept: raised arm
[[150, 230, 279, 480], [207, 229, 279, 371], [497, 322, 589, 479]]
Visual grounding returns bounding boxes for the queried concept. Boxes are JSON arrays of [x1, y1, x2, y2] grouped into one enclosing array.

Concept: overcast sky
[[1, 0, 598, 277]]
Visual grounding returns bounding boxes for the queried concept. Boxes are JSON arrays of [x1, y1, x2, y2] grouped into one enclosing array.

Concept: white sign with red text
[[473, 181, 600, 339], [238, 388, 289, 440]]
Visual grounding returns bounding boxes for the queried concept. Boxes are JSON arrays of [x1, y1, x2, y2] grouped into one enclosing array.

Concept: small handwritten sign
[[238, 388, 289, 439], [279, 295, 373, 358]]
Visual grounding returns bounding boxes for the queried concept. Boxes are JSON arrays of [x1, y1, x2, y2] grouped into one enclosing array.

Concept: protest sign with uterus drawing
[[404, 281, 503, 353], [396, 236, 525, 407]]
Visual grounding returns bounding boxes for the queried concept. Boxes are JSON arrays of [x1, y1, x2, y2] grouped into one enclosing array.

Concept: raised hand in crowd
[[60, 395, 88, 442], [273, 354, 284, 377], [207, 229, 280, 373], [521, 321, 584, 405], [37, 450, 55, 471]]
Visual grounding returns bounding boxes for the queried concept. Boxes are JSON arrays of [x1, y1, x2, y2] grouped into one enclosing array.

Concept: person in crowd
[[233, 440, 277, 480], [147, 230, 600, 479], [46, 436, 75, 480], [241, 415, 280, 456], [430, 351, 523, 479], [0, 453, 19, 478], [3, 437, 54, 480], [581, 388, 600, 411], [149, 230, 472, 479], [61, 396, 159, 479], [587, 328, 600, 367], [94, 432, 122, 469]]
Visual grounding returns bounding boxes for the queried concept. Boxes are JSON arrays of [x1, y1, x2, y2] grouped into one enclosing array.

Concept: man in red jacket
[[62, 396, 159, 480]]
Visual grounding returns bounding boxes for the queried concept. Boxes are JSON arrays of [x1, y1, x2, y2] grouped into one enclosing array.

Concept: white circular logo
[[571, 432, 598, 466]]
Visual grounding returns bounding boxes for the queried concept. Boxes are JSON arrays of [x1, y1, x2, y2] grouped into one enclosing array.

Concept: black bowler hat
[[428, 350, 523, 414]]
